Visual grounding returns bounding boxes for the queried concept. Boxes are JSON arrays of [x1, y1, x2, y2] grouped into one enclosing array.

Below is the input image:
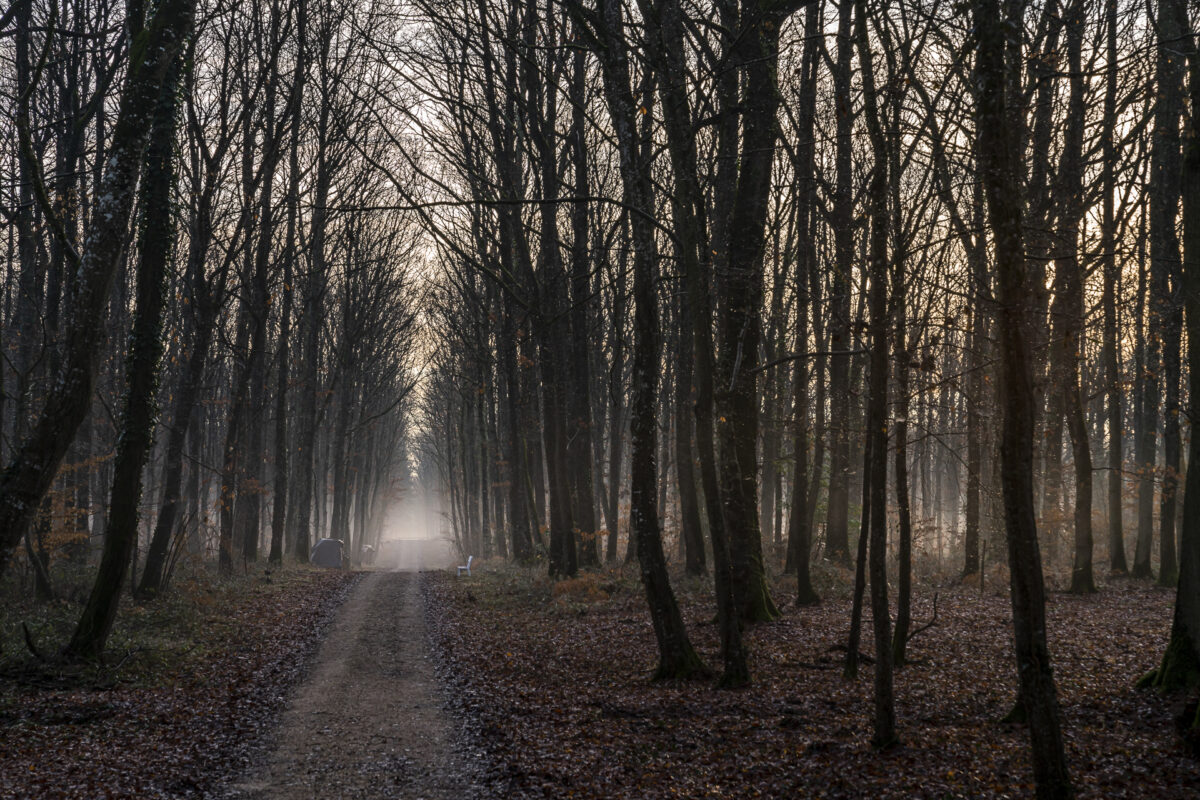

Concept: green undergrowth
[[445, 556, 864, 617], [451, 557, 641, 614], [0, 562, 337, 691]]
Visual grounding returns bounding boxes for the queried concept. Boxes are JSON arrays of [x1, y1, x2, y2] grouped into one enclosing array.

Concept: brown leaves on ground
[[0, 568, 359, 799], [427, 566, 1200, 799]]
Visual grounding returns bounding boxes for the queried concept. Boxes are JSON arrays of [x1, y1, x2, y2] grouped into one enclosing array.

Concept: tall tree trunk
[[501, 291, 534, 560], [855, 0, 896, 747], [13, 2, 54, 601], [292, 99, 331, 563], [640, 0, 748, 684], [1137, 0, 1186, 580], [1027, 2, 1062, 532], [517, 3, 575, 579], [328, 377, 355, 544], [1142, 23, 1200, 715], [973, 0, 1073, 794], [67, 54, 183, 658], [787, 0, 821, 606], [823, 0, 855, 567], [269, 231, 294, 564], [674, 283, 705, 576], [537, 280, 577, 578], [604, 253, 626, 563], [137, 267, 217, 596], [1052, 0, 1094, 595], [54, 24, 88, 557], [270, 0, 305, 564], [716, 0, 800, 625], [568, 36, 599, 568], [219, 313, 251, 573], [891, 291, 913, 660], [1102, 0, 1127, 575], [964, 279, 985, 579], [843, 434, 872, 680], [593, 0, 706, 681], [238, 117, 276, 566], [0, 0, 197, 578], [1159, 299, 1183, 588]]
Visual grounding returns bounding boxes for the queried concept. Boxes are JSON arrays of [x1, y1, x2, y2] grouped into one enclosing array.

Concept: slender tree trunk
[[13, 2, 54, 602], [592, 0, 706, 678], [856, 0, 896, 746], [788, 0, 821, 606], [1027, 3, 1062, 533], [568, 36, 599, 568], [502, 293, 533, 560], [715, 0, 796, 624], [0, 0, 196, 578], [1160, 302, 1182, 587], [238, 143, 275, 566], [891, 303, 913, 660], [824, 0, 855, 567], [674, 283, 705, 576], [1102, 0, 1127, 575], [517, 6, 576, 579], [1142, 26, 1200, 712], [604, 249, 626, 563], [270, 0, 305, 564], [638, 0, 747, 684], [328, 377, 355, 544], [1137, 0, 1186, 580], [844, 434, 872, 681], [973, 1, 1073, 794], [1051, 0, 1094, 595], [269, 240, 294, 564], [219, 314, 251, 573], [137, 286, 216, 596], [292, 106, 330, 563], [67, 54, 183, 658], [538, 315, 577, 578], [964, 304, 984, 577]]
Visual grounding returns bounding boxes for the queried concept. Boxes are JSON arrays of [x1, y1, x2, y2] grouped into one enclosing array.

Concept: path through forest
[[230, 568, 484, 799]]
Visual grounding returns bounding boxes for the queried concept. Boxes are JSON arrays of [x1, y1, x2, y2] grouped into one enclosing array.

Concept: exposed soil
[[228, 571, 487, 800]]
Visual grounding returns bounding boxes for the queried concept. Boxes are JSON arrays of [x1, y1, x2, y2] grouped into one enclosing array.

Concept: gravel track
[[230, 570, 484, 800]]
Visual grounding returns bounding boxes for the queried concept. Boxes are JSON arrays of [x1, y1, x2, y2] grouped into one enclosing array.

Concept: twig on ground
[[906, 592, 939, 644], [827, 644, 875, 664], [22, 622, 46, 662]]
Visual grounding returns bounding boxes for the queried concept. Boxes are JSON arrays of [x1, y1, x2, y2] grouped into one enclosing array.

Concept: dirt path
[[230, 570, 482, 799]]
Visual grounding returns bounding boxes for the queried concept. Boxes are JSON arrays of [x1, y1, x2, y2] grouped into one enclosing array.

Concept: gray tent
[[310, 538, 344, 568]]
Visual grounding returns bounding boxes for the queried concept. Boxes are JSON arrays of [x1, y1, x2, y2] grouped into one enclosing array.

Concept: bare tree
[[972, 0, 1073, 795]]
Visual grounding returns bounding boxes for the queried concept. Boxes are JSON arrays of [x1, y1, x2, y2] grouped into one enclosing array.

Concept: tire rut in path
[[231, 571, 480, 800]]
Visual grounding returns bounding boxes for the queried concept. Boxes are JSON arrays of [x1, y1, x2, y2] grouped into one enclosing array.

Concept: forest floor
[[429, 560, 1200, 799], [3, 558, 1198, 799], [0, 565, 360, 798]]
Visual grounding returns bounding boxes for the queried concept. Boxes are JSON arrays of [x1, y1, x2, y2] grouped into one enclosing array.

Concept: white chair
[[457, 555, 474, 577]]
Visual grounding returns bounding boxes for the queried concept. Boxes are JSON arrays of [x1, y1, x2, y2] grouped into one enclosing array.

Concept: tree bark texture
[[67, 53, 184, 658], [974, 0, 1074, 795]]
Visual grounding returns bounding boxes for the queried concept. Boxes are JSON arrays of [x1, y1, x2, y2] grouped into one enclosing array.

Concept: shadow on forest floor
[[428, 560, 1197, 799]]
